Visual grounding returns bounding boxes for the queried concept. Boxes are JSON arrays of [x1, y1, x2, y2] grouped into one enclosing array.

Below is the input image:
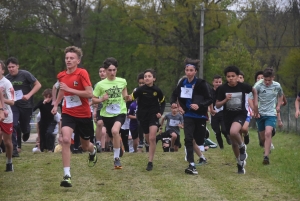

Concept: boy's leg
[[3, 132, 13, 171]]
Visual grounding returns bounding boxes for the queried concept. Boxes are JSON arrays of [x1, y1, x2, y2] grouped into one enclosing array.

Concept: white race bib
[[169, 119, 180, 127], [15, 90, 23, 101], [106, 103, 121, 114], [180, 87, 193, 98], [65, 95, 82, 108]]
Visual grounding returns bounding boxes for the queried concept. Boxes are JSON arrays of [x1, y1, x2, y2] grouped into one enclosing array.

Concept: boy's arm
[[251, 88, 259, 118], [295, 95, 300, 118], [276, 94, 283, 114]]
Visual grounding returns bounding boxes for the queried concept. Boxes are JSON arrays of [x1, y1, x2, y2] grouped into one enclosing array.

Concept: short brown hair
[[0, 60, 5, 70], [64, 46, 83, 59], [42, 89, 52, 97], [184, 58, 200, 71]]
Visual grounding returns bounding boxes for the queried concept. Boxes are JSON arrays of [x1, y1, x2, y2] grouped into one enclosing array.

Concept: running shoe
[[114, 158, 122, 169], [185, 165, 198, 175], [60, 175, 72, 187], [195, 158, 207, 166], [22, 133, 30, 142], [146, 162, 153, 171], [239, 144, 248, 161], [88, 146, 97, 167], [263, 156, 270, 165], [96, 143, 102, 153], [237, 161, 246, 174], [5, 163, 14, 172]]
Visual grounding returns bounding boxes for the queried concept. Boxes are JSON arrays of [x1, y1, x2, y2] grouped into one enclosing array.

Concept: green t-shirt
[[93, 77, 127, 117]]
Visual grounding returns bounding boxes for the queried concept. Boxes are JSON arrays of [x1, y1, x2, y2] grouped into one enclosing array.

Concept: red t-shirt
[[57, 68, 91, 118]]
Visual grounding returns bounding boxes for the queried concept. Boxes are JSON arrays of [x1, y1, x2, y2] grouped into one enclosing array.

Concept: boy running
[[216, 66, 258, 174], [51, 46, 97, 187], [92, 57, 128, 169], [248, 68, 283, 165]]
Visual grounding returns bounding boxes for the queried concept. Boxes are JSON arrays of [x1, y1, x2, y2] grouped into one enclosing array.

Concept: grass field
[[0, 129, 300, 201]]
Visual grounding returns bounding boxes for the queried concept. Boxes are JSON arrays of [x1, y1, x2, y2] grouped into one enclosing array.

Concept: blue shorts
[[256, 116, 277, 132], [245, 116, 251, 123]]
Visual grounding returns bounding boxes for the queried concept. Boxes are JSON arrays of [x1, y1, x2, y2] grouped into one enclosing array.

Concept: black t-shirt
[[216, 82, 252, 117], [132, 84, 165, 119], [6, 70, 37, 108], [33, 100, 55, 125]]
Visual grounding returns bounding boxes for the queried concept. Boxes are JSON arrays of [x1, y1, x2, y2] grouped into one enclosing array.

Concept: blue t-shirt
[[128, 101, 138, 130]]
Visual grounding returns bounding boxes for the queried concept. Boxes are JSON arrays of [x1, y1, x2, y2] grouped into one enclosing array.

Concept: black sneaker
[[244, 133, 250, 145], [195, 157, 207, 166], [0, 147, 2, 154], [60, 175, 72, 187], [263, 156, 270, 165], [88, 146, 97, 167], [12, 149, 19, 157], [239, 144, 248, 161], [114, 158, 122, 169], [185, 165, 198, 175], [170, 148, 175, 152], [146, 162, 153, 171], [22, 133, 30, 142], [73, 149, 82, 154], [226, 136, 232, 145], [5, 163, 14, 172], [237, 161, 246, 174], [145, 143, 149, 152]]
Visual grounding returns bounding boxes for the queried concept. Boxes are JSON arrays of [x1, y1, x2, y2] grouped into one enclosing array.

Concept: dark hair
[[239, 71, 244, 77], [99, 66, 105, 70], [254, 70, 263, 82], [6, 57, 19, 66], [213, 75, 222, 80], [0, 60, 5, 70], [263, 67, 275, 78], [224, 66, 240, 76], [137, 72, 144, 82], [144, 69, 156, 78], [184, 58, 200, 71], [103, 57, 118, 69], [42, 88, 52, 97]]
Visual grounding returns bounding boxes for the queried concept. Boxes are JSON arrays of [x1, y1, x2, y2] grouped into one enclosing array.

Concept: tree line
[[0, 0, 299, 102]]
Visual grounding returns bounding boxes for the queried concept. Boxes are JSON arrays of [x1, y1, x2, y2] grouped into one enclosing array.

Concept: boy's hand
[[225, 94, 232, 101]]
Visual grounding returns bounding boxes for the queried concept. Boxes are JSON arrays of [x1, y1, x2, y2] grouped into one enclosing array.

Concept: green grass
[[1, 129, 300, 201]]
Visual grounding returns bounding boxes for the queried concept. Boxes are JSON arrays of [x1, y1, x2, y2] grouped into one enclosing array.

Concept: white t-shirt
[[36, 112, 61, 134], [0, 77, 16, 123]]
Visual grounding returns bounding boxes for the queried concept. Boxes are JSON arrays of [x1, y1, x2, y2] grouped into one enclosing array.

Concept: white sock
[[236, 158, 243, 166], [6, 158, 12, 164], [190, 162, 195, 166], [89, 146, 96, 155], [199, 145, 205, 152], [239, 143, 245, 148], [64, 167, 71, 177], [200, 155, 206, 160], [114, 148, 120, 159], [96, 141, 101, 146]]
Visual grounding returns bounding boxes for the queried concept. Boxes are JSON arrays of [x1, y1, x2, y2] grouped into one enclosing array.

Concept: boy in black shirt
[[216, 66, 258, 174]]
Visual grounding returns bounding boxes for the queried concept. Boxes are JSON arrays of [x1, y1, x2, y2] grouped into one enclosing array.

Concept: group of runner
[[1, 45, 299, 187]]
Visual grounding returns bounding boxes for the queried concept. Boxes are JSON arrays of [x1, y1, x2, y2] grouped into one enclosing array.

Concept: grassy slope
[[0, 130, 299, 201]]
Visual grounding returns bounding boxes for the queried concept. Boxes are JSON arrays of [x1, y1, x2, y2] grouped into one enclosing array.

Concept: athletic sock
[[63, 167, 71, 177], [89, 146, 96, 155], [200, 155, 206, 160], [198, 145, 205, 152], [190, 162, 195, 166], [113, 148, 120, 159], [6, 158, 12, 164], [239, 143, 245, 148], [96, 141, 101, 146]]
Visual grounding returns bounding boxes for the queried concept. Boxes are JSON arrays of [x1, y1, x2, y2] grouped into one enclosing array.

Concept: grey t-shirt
[[164, 112, 183, 135], [6, 70, 37, 108]]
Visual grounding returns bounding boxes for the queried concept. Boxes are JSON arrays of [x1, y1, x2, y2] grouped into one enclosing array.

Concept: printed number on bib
[[106, 104, 121, 114], [169, 119, 180, 127], [15, 90, 23, 101], [180, 87, 193, 98], [65, 95, 82, 108]]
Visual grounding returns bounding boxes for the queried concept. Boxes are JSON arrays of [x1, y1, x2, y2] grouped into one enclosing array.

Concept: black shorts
[[96, 110, 103, 121], [61, 113, 94, 141], [130, 128, 139, 140], [224, 114, 246, 135], [102, 114, 126, 138], [160, 129, 180, 146], [139, 115, 160, 134]]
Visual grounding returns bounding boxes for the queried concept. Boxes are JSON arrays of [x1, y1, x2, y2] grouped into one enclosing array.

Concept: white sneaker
[[32, 147, 41, 153]]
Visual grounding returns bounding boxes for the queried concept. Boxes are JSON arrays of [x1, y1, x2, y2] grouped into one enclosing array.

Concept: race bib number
[[180, 87, 193, 98], [65, 95, 82, 108], [169, 119, 180, 127], [15, 90, 23, 101], [106, 103, 121, 114]]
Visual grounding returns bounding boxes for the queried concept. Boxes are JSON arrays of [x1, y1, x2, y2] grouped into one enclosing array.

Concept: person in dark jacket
[[171, 58, 212, 175]]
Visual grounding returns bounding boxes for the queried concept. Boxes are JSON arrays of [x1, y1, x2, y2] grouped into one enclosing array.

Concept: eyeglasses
[[107, 69, 116, 72]]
